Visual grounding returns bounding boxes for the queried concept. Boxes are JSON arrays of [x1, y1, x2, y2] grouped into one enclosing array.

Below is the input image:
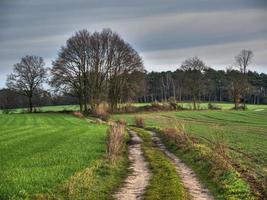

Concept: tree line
[[142, 52, 267, 110], [1, 28, 267, 112]]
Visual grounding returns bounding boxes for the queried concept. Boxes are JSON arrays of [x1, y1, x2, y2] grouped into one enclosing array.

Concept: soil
[[114, 130, 151, 200]]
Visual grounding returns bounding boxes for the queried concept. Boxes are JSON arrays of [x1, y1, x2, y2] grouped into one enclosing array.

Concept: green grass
[[112, 109, 267, 198], [2, 102, 266, 114], [0, 104, 80, 114], [177, 102, 267, 110], [155, 128, 254, 200], [131, 127, 188, 200], [0, 113, 128, 199]]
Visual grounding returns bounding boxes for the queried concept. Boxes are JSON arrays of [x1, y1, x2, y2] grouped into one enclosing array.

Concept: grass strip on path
[[131, 127, 188, 200]]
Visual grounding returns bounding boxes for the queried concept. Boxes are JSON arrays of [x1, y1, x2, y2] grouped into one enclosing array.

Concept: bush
[[169, 102, 177, 110], [134, 116, 145, 128], [210, 128, 230, 170], [119, 103, 137, 113], [93, 102, 110, 121], [106, 123, 126, 164], [2, 108, 10, 114], [72, 111, 85, 119], [164, 123, 191, 148], [176, 104, 185, 110], [116, 119, 127, 126], [231, 104, 247, 110]]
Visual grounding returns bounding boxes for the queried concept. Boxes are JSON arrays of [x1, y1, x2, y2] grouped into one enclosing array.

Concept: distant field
[[1, 102, 266, 114], [0, 114, 107, 199], [0, 105, 80, 114], [112, 109, 267, 196]]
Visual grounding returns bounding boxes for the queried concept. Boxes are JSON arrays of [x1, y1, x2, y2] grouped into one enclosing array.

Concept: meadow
[[0, 113, 127, 199], [2, 102, 267, 114], [1, 103, 267, 199], [112, 106, 267, 198]]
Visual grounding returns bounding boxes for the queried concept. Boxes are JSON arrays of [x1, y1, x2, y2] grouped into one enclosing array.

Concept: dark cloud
[[0, 0, 267, 88]]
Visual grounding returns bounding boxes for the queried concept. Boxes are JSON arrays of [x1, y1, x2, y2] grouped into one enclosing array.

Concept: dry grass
[[106, 123, 126, 164], [134, 116, 145, 128], [164, 122, 191, 148], [62, 161, 102, 199], [211, 129, 228, 158], [210, 127, 230, 170], [119, 103, 137, 113], [93, 102, 110, 121], [72, 111, 85, 118]]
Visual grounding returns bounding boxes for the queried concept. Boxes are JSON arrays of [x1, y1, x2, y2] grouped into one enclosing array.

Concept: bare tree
[[107, 32, 144, 111], [6, 55, 47, 112], [51, 28, 144, 112], [235, 50, 253, 74], [51, 30, 91, 112], [181, 57, 208, 110], [235, 49, 253, 107], [227, 69, 244, 109]]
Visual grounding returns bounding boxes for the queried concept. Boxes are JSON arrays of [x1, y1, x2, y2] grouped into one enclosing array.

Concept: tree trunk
[[193, 95, 197, 110], [28, 96, 33, 113], [234, 96, 239, 110]]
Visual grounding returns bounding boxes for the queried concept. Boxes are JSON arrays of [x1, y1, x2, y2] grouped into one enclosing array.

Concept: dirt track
[[150, 131, 214, 200], [114, 130, 150, 200]]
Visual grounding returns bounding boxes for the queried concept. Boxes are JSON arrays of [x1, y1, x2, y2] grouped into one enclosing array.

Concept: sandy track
[[150, 131, 214, 200], [114, 130, 150, 200]]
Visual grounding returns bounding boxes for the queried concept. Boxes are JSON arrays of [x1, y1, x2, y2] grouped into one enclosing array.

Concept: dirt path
[[114, 130, 150, 200], [150, 131, 214, 200]]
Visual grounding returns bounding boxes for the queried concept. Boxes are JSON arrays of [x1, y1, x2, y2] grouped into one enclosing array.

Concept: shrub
[[211, 130, 228, 157], [151, 102, 162, 109], [164, 123, 191, 148], [231, 104, 247, 110], [134, 116, 145, 128], [169, 102, 177, 110], [33, 107, 41, 113], [176, 104, 185, 110], [116, 119, 127, 126], [119, 103, 137, 113], [93, 102, 110, 121], [106, 123, 126, 164], [72, 111, 85, 119], [168, 97, 177, 110], [2, 108, 10, 114]]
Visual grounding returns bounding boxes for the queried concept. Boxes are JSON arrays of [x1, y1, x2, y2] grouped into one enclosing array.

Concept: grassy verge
[[0, 114, 129, 199], [111, 109, 267, 198], [151, 127, 255, 200], [46, 154, 129, 200], [131, 127, 188, 200]]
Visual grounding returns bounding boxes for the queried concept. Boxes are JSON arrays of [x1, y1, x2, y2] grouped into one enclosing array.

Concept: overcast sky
[[0, 0, 267, 88]]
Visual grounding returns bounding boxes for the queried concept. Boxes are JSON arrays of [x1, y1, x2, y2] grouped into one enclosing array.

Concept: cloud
[[0, 0, 266, 88], [141, 39, 267, 72]]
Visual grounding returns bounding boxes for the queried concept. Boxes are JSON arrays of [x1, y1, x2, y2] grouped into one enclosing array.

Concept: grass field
[[1, 103, 267, 199], [2, 102, 266, 114], [112, 108, 267, 198], [0, 113, 128, 199]]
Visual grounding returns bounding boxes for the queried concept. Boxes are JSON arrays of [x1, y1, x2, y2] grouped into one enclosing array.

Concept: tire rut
[[149, 131, 214, 200], [114, 130, 151, 200]]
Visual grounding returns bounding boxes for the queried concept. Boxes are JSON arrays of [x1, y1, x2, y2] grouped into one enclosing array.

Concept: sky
[[0, 0, 267, 88]]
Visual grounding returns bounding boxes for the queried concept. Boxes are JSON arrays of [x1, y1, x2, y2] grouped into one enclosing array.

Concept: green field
[[112, 108, 267, 197], [1, 103, 267, 199], [0, 114, 109, 199], [2, 102, 266, 114]]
